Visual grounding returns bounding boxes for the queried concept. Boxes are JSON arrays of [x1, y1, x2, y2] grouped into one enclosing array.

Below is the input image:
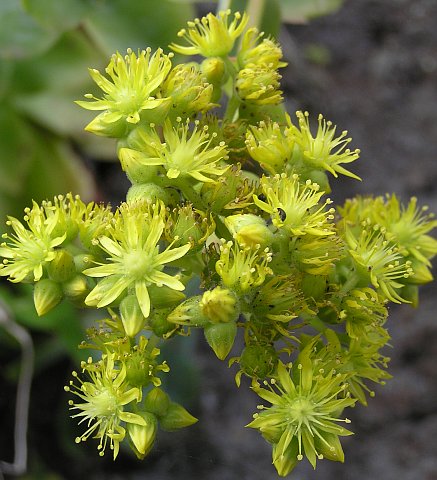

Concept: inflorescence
[[1, 9, 436, 477]]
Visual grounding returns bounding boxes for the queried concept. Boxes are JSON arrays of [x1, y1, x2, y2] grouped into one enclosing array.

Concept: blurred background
[[0, 0, 436, 479]]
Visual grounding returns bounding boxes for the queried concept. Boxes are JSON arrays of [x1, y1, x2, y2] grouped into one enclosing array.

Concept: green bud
[[224, 213, 273, 248], [73, 253, 95, 273], [148, 285, 186, 308], [34, 278, 63, 316], [201, 57, 226, 86], [62, 274, 92, 304], [119, 148, 159, 184], [199, 286, 239, 323], [126, 183, 172, 205], [240, 344, 278, 379], [127, 411, 158, 460], [167, 295, 210, 327], [144, 387, 170, 418], [47, 249, 76, 283], [204, 321, 237, 360], [120, 295, 146, 337], [159, 401, 198, 432]]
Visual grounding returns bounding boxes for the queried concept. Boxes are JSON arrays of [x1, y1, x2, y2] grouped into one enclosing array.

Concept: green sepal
[[33, 278, 63, 316], [159, 401, 198, 431], [204, 321, 237, 360], [272, 437, 299, 477]]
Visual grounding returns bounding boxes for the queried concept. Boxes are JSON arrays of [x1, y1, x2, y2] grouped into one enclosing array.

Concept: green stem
[[178, 178, 208, 210], [224, 94, 241, 122]]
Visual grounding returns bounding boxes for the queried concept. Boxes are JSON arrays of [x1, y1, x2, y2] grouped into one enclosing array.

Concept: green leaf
[[0, 0, 58, 58], [280, 0, 345, 24], [83, 0, 196, 56], [22, 0, 90, 32], [0, 105, 95, 234]]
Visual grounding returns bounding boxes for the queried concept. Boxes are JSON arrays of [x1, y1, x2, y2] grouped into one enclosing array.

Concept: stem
[[178, 178, 208, 210], [224, 94, 241, 122], [217, 0, 232, 12], [246, 0, 266, 31], [0, 301, 34, 477]]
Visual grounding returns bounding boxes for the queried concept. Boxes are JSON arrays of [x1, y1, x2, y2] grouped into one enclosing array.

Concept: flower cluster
[[1, 9, 436, 478]]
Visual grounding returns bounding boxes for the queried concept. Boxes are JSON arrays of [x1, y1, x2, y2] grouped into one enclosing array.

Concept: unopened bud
[[225, 214, 273, 248], [120, 295, 146, 337], [34, 278, 63, 316], [127, 411, 158, 459], [167, 295, 209, 327], [47, 249, 76, 283], [200, 286, 238, 323], [62, 274, 91, 304], [119, 148, 159, 184], [159, 401, 198, 431], [144, 387, 170, 417], [126, 183, 173, 205], [204, 321, 237, 360]]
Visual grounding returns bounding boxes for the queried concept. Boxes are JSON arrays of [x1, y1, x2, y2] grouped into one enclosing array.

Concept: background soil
[[3, 0, 437, 479]]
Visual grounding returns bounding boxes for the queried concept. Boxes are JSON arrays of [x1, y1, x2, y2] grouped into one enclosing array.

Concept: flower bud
[[126, 183, 173, 205], [120, 295, 146, 337], [200, 286, 239, 323], [161, 63, 215, 119], [148, 285, 186, 308], [224, 214, 273, 248], [204, 321, 237, 360], [119, 148, 159, 184], [167, 295, 210, 327], [127, 411, 158, 460], [62, 274, 92, 304], [34, 278, 63, 316], [73, 253, 95, 273], [159, 401, 198, 431], [201, 57, 226, 86], [144, 387, 170, 418], [47, 249, 76, 283], [240, 344, 278, 379]]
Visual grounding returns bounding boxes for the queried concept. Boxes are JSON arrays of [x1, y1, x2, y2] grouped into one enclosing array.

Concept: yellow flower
[[65, 353, 145, 459], [254, 173, 336, 236], [77, 48, 173, 136], [170, 10, 248, 57], [119, 119, 229, 183], [84, 203, 190, 317], [291, 111, 361, 180]]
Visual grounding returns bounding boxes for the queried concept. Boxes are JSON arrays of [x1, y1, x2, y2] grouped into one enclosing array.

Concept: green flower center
[[124, 250, 154, 279], [287, 397, 314, 421]]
